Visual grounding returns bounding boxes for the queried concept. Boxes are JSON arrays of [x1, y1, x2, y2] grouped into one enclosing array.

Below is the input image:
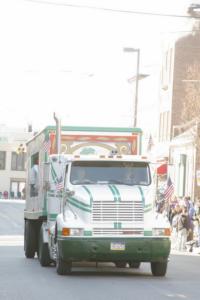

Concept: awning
[[157, 163, 167, 175]]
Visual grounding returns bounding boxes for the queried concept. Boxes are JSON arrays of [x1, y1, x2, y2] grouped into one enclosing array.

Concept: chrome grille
[[93, 228, 144, 236], [92, 200, 144, 222]]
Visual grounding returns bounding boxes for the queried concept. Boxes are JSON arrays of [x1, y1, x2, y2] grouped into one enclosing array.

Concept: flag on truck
[[56, 176, 64, 191], [51, 165, 64, 191], [43, 134, 51, 153], [164, 176, 174, 202]]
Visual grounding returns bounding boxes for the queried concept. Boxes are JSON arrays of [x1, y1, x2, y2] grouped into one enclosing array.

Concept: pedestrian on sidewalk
[[170, 205, 180, 250], [177, 206, 190, 251], [193, 201, 200, 248]]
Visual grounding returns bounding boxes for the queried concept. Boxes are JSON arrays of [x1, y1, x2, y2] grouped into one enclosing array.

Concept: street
[[0, 200, 24, 235], [0, 200, 199, 300]]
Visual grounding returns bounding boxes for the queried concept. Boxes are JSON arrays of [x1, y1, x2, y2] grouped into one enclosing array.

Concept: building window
[[0, 151, 6, 170], [11, 152, 26, 171], [159, 111, 171, 142], [159, 112, 164, 142], [169, 48, 173, 82], [166, 111, 171, 140], [10, 179, 25, 199]]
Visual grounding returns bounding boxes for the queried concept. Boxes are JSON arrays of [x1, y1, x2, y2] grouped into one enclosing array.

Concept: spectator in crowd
[[192, 200, 200, 248], [183, 196, 195, 241], [165, 195, 200, 251], [177, 205, 190, 251], [170, 204, 181, 250], [193, 213, 200, 247]]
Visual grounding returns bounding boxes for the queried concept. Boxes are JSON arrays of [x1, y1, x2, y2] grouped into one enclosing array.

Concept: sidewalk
[[0, 235, 24, 246], [171, 247, 200, 256]]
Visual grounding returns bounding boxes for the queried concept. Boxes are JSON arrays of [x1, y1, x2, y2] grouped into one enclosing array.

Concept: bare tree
[[181, 62, 200, 122]]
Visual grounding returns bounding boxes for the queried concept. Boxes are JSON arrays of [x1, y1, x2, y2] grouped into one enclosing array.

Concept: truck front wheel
[[151, 261, 168, 277], [24, 220, 36, 258], [38, 226, 51, 267]]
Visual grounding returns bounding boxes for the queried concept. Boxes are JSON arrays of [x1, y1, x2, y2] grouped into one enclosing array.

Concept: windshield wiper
[[72, 179, 95, 185], [108, 179, 136, 186], [80, 179, 95, 184]]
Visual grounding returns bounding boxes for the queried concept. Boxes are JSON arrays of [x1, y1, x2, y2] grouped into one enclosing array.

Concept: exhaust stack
[[53, 112, 61, 154]]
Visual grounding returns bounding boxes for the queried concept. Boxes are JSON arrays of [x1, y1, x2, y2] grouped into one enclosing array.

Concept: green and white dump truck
[[24, 123, 171, 276]]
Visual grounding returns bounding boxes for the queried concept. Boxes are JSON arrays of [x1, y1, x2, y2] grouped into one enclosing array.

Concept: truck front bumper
[[57, 237, 171, 263]]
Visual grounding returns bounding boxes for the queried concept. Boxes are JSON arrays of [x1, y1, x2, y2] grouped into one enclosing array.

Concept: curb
[[171, 249, 200, 256]]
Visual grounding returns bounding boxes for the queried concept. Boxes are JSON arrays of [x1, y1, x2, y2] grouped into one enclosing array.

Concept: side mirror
[[62, 189, 75, 216], [65, 189, 75, 197], [43, 163, 50, 191]]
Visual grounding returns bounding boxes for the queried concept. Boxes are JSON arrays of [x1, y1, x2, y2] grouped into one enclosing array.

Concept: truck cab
[[38, 154, 171, 276]]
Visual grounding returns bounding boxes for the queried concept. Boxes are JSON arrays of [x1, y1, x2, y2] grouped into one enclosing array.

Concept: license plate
[[110, 242, 125, 251]]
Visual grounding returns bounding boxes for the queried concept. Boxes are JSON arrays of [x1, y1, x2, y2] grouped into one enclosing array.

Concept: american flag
[[164, 176, 174, 201], [43, 135, 51, 153], [56, 176, 64, 191], [147, 134, 154, 152]]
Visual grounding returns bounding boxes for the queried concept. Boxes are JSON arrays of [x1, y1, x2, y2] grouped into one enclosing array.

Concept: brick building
[[158, 14, 200, 200]]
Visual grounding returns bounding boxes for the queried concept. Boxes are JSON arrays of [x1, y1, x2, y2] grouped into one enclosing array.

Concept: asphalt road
[[0, 200, 24, 235], [0, 200, 199, 300]]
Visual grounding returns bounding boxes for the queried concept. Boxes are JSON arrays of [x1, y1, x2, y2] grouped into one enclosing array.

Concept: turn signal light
[[164, 228, 171, 236], [62, 228, 70, 236]]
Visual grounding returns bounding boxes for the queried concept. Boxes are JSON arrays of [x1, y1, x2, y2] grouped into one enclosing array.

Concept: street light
[[124, 47, 140, 127], [16, 144, 25, 155]]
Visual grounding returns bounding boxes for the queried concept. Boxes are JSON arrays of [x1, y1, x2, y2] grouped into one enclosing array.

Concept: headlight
[[152, 228, 171, 237], [70, 228, 84, 236], [61, 228, 83, 236]]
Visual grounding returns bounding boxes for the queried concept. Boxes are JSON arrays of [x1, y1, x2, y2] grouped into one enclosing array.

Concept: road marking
[[0, 235, 24, 246], [167, 294, 186, 298], [0, 199, 25, 204], [0, 211, 22, 228]]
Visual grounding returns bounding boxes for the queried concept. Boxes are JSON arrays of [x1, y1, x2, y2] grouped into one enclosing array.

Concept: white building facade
[[0, 125, 33, 199]]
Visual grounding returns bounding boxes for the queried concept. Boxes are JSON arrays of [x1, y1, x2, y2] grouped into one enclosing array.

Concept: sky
[[0, 0, 198, 132]]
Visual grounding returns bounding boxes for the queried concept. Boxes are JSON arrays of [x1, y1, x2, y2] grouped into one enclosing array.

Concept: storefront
[[170, 125, 199, 200]]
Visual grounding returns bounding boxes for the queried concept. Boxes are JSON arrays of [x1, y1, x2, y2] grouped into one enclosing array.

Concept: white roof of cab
[[49, 154, 150, 163]]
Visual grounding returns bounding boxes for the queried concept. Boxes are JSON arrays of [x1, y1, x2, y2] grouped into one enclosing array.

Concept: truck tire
[[56, 246, 72, 275], [24, 220, 37, 258], [129, 262, 141, 269], [38, 226, 51, 267], [151, 261, 168, 277]]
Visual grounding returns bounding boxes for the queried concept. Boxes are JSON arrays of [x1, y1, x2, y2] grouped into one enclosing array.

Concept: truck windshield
[[70, 161, 151, 186]]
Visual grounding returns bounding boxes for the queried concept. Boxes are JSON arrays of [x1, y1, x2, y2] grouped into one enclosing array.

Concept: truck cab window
[[70, 161, 151, 186]]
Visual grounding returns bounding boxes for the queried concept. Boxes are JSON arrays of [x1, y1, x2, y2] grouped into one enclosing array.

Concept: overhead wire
[[26, 0, 200, 19], [161, 30, 200, 33]]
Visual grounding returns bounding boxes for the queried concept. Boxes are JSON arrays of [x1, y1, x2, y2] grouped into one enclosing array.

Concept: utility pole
[[123, 47, 140, 127]]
